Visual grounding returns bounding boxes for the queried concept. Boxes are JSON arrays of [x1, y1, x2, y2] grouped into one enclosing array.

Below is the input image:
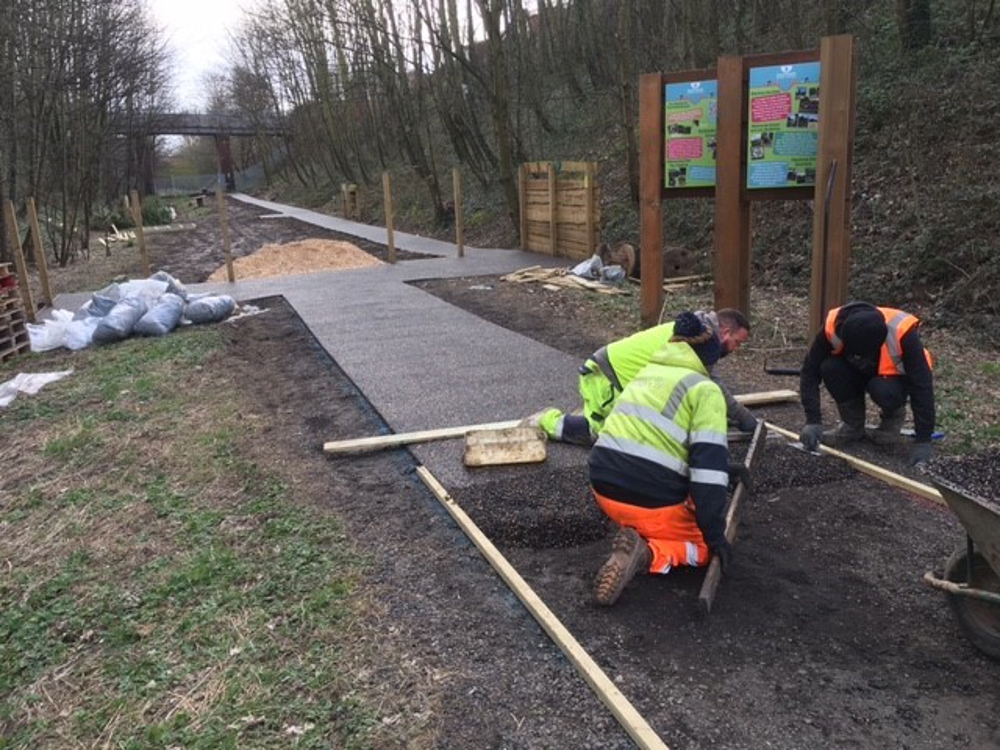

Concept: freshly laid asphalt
[[55, 194, 592, 488]]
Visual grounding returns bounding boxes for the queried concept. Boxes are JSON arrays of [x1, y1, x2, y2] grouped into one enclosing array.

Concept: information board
[[664, 80, 718, 189], [746, 62, 821, 189]]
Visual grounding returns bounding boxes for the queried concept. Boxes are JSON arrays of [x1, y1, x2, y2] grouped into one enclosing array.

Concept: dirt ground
[[78, 199, 1000, 748]]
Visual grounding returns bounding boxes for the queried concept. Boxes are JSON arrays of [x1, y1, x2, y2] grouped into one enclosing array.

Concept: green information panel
[[664, 80, 718, 189], [746, 62, 820, 189]]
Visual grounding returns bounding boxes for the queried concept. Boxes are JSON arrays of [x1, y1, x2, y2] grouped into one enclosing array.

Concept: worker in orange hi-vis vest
[[798, 301, 935, 467]]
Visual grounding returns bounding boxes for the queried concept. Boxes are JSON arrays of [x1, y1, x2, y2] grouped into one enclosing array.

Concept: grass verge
[[0, 329, 385, 749]]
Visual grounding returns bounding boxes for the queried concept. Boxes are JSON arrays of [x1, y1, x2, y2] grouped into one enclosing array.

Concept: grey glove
[[909, 441, 933, 467], [800, 423, 824, 451]]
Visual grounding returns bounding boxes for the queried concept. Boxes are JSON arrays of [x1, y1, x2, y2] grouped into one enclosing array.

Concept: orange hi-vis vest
[[825, 306, 933, 376]]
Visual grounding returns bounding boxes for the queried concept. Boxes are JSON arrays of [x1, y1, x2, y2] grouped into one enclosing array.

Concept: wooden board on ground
[[463, 427, 547, 467], [323, 391, 799, 456], [734, 389, 798, 406]]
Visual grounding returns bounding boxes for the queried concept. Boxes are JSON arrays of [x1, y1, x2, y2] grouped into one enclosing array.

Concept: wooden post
[[453, 167, 465, 258], [809, 34, 857, 336], [518, 164, 528, 250], [546, 163, 558, 255], [25, 198, 53, 307], [3, 200, 35, 323], [382, 172, 396, 264], [129, 189, 151, 277], [584, 162, 596, 257], [714, 56, 752, 315], [216, 187, 235, 282], [638, 72, 664, 328]]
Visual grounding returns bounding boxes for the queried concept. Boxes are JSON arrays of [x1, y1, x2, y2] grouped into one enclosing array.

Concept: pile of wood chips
[[207, 239, 383, 282]]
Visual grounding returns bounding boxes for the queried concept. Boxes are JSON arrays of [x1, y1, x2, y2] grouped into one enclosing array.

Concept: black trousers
[[820, 357, 907, 413]]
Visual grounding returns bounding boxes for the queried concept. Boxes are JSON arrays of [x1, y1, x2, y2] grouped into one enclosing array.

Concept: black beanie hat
[[672, 311, 722, 368], [840, 308, 887, 358]]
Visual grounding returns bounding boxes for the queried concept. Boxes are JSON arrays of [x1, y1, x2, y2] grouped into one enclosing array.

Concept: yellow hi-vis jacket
[[587, 341, 730, 550]]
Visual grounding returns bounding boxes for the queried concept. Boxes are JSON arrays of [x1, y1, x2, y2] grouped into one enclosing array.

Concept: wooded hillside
[[2, 1, 997, 330], [218, 0, 998, 329]]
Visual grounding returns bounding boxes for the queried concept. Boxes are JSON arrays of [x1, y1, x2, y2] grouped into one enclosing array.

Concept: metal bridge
[[136, 112, 286, 137], [121, 112, 287, 192]]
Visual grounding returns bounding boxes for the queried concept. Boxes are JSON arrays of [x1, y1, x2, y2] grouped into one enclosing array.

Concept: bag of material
[[65, 316, 101, 350], [150, 270, 190, 301], [27, 309, 74, 352], [92, 297, 148, 344], [571, 255, 603, 279], [184, 295, 236, 324], [77, 293, 118, 320], [118, 278, 169, 305], [134, 293, 185, 336]]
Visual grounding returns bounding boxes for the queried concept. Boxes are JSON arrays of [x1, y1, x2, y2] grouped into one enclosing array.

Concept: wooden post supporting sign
[[714, 56, 751, 314], [809, 34, 857, 336]]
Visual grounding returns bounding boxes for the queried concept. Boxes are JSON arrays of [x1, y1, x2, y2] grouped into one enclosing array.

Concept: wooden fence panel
[[519, 162, 600, 259]]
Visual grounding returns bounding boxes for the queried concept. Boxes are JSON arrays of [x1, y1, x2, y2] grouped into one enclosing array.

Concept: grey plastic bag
[[150, 270, 190, 301], [184, 295, 236, 324], [92, 297, 148, 344], [134, 293, 185, 336]]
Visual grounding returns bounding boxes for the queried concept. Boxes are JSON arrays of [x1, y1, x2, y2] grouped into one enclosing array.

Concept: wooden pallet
[[0, 280, 31, 363]]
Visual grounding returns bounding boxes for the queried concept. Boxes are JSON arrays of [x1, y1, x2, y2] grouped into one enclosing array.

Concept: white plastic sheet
[[0, 370, 74, 407]]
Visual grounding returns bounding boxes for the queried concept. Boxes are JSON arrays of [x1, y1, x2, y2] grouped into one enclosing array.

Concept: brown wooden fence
[[518, 161, 599, 260]]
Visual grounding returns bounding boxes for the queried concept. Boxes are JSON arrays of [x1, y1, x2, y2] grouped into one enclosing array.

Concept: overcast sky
[[148, 0, 255, 111]]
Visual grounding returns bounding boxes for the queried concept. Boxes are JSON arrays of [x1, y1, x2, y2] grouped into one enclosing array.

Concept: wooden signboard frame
[[638, 35, 856, 335]]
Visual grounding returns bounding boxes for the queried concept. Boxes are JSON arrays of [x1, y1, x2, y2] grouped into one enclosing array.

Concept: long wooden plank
[[324, 419, 523, 454], [26, 198, 52, 307], [699, 420, 767, 615], [764, 421, 944, 505], [324, 391, 795, 455], [734, 389, 798, 406], [416, 466, 671, 750]]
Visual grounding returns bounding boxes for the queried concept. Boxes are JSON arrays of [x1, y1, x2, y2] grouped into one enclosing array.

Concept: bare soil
[[59, 200, 1000, 748]]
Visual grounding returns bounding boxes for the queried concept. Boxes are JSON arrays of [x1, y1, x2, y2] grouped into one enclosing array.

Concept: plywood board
[[463, 427, 547, 467]]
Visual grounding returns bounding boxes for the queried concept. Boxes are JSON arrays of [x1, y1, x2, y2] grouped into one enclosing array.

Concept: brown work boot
[[593, 527, 652, 606]]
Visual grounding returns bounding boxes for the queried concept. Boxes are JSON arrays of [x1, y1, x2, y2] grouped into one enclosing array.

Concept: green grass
[[0, 328, 383, 749]]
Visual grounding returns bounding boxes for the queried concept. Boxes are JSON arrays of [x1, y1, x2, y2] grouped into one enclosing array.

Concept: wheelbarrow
[[923, 474, 1000, 660]]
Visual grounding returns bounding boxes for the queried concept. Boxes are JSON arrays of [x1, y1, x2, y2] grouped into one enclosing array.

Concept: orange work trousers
[[593, 489, 710, 574]]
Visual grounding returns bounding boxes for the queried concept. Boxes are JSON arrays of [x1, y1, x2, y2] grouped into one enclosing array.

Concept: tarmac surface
[[56, 194, 589, 488]]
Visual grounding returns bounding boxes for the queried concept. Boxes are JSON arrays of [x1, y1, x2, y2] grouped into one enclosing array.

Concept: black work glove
[[800, 423, 824, 452], [728, 463, 752, 493], [711, 538, 733, 573], [909, 441, 933, 467], [735, 409, 759, 433]]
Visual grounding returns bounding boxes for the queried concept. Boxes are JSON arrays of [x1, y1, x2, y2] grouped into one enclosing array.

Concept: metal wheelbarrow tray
[[923, 474, 1000, 659]]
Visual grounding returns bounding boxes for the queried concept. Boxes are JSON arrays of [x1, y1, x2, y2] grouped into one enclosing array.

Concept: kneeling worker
[[798, 301, 935, 467], [588, 312, 732, 606], [530, 308, 755, 445]]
